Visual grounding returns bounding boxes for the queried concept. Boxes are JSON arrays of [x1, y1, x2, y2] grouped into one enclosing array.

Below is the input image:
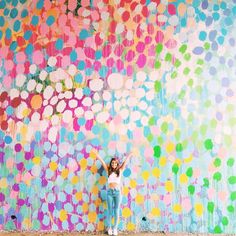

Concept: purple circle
[[15, 143, 22, 152], [209, 30, 217, 41], [205, 52, 212, 61], [222, 77, 229, 87], [17, 199, 25, 206], [16, 162, 24, 171], [0, 193, 5, 202], [0, 152, 4, 163], [211, 41, 218, 51], [219, 56, 225, 64], [216, 112, 223, 121], [223, 9, 230, 16], [13, 184, 19, 191], [209, 66, 217, 75], [25, 152, 32, 160], [226, 89, 234, 97], [215, 94, 222, 103], [229, 38, 235, 47], [202, 0, 208, 9], [38, 211, 44, 221], [206, 16, 213, 26], [227, 59, 234, 68], [42, 178, 48, 187]]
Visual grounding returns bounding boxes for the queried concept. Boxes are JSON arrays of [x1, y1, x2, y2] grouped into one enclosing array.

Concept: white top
[[108, 172, 121, 185]]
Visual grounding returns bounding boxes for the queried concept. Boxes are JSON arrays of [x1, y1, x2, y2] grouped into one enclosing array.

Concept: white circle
[[36, 83, 43, 93], [65, 78, 73, 89], [85, 110, 94, 120], [75, 88, 83, 99], [50, 96, 59, 105], [90, 79, 104, 92], [125, 79, 133, 89], [56, 83, 62, 93], [107, 73, 124, 90], [27, 79, 36, 92], [43, 86, 54, 100], [93, 92, 100, 101], [48, 57, 57, 67], [136, 71, 147, 82], [31, 112, 40, 124], [96, 111, 110, 123], [69, 99, 78, 108], [103, 91, 111, 101], [68, 64, 77, 76], [75, 107, 84, 117], [39, 70, 48, 81], [29, 64, 37, 74], [91, 103, 102, 113], [51, 115, 60, 125], [82, 97, 92, 107], [56, 100, 66, 113], [48, 126, 58, 143], [10, 88, 19, 99], [64, 91, 73, 99], [16, 74, 26, 87], [20, 91, 29, 99], [120, 108, 129, 120], [43, 105, 53, 117], [62, 110, 73, 123]]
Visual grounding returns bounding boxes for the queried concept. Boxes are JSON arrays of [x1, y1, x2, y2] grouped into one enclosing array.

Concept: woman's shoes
[[108, 228, 113, 235], [113, 229, 118, 235]]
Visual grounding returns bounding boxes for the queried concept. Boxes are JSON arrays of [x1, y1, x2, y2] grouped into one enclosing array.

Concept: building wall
[[0, 0, 236, 233]]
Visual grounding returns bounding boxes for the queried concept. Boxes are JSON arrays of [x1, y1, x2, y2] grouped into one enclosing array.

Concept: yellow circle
[[49, 161, 58, 171], [82, 203, 89, 213], [88, 212, 97, 223], [195, 203, 204, 217], [79, 159, 87, 169], [159, 157, 167, 167], [136, 194, 144, 205], [71, 176, 79, 185], [0, 178, 7, 189], [32, 156, 41, 165], [127, 222, 135, 231], [59, 209, 68, 221], [75, 192, 82, 201], [142, 171, 150, 181], [173, 204, 182, 214], [165, 180, 174, 192], [180, 173, 188, 184], [130, 179, 137, 188], [61, 168, 69, 179], [152, 168, 160, 178], [166, 141, 175, 153], [122, 207, 132, 218], [151, 207, 161, 217]]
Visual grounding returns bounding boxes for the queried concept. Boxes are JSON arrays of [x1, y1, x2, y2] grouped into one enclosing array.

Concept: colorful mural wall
[[1, 0, 236, 233]]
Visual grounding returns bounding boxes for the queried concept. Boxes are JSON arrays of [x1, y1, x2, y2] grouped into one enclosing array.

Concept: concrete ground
[[0, 232, 233, 236]]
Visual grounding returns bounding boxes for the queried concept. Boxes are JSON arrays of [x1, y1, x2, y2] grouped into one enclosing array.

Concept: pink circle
[[32, 50, 44, 65], [40, 23, 49, 36], [91, 10, 99, 21], [168, 4, 176, 15], [5, 60, 14, 71], [137, 54, 146, 68], [3, 76, 12, 88], [155, 31, 164, 43], [116, 59, 124, 71], [81, 0, 90, 7], [136, 42, 145, 53], [68, 0, 77, 11], [61, 55, 71, 68], [16, 52, 26, 63], [126, 65, 133, 76]]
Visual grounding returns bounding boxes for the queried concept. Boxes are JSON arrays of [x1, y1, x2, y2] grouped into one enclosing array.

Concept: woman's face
[[111, 160, 118, 169]]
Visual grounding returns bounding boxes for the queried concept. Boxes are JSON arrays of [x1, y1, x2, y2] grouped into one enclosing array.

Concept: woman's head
[[108, 158, 120, 176]]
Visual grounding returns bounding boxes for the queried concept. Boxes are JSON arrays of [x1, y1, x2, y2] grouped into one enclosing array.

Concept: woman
[[92, 149, 132, 235]]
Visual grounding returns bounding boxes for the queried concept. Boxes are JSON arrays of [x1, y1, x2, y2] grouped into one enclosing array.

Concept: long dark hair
[[108, 158, 120, 177]]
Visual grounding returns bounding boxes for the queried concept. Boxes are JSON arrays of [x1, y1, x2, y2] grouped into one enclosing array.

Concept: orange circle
[[30, 95, 42, 110]]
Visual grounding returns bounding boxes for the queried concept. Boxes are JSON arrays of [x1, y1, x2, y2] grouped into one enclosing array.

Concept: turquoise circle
[[25, 44, 34, 55], [92, 125, 100, 135], [199, 12, 206, 21], [220, 2, 227, 10], [213, 4, 219, 11], [6, 28, 12, 39], [64, 203, 73, 213], [43, 141, 51, 152], [77, 132, 85, 142], [24, 30, 32, 40], [75, 73, 83, 83], [83, 87, 90, 95], [48, 193, 56, 203], [20, 0, 27, 3], [181, 18, 186, 27], [58, 192, 66, 202], [78, 61, 85, 70], [35, 131, 41, 142], [42, 202, 48, 213], [42, 215, 50, 226], [199, 31, 207, 41], [91, 138, 99, 146], [45, 169, 54, 179], [13, 20, 21, 32], [71, 215, 78, 224], [79, 29, 89, 40], [0, 16, 5, 27], [233, 6, 236, 15], [77, 117, 86, 126], [31, 15, 39, 26], [70, 50, 77, 62], [6, 106, 14, 115], [0, 1, 6, 8], [46, 15, 55, 26], [123, 168, 131, 177], [95, 50, 102, 60], [67, 132, 74, 141], [51, 144, 57, 152], [62, 221, 68, 230], [0, 31, 2, 40], [5, 136, 13, 144], [55, 38, 63, 50], [217, 36, 224, 45], [36, 0, 44, 9], [10, 8, 18, 18], [225, 17, 233, 26], [3, 8, 9, 16], [213, 12, 220, 21], [85, 68, 93, 76], [99, 66, 108, 78], [21, 9, 28, 18], [12, 0, 18, 7]]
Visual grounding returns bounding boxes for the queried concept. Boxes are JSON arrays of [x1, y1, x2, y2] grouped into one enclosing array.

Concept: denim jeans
[[107, 188, 121, 229]]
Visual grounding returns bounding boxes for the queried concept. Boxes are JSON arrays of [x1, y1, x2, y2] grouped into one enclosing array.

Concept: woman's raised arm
[[120, 152, 133, 171], [91, 149, 108, 173]]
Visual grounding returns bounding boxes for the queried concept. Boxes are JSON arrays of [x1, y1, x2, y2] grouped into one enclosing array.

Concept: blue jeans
[[107, 188, 121, 229]]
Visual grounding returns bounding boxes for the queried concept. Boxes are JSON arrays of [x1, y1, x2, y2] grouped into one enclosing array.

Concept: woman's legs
[[113, 189, 121, 230], [107, 189, 113, 229]]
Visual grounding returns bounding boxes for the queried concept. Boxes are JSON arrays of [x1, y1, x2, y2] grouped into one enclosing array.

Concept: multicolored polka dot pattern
[[1, 0, 236, 233]]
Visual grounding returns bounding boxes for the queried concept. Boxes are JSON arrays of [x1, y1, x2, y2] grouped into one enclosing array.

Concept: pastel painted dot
[[46, 16, 55, 26], [31, 15, 39, 26], [55, 38, 64, 50], [107, 73, 123, 90], [32, 50, 44, 65]]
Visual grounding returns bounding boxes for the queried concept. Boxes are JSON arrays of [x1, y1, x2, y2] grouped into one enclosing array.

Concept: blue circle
[[5, 136, 12, 144], [95, 50, 102, 60], [24, 30, 32, 40], [37, 0, 44, 9], [0, 1, 6, 8], [21, 9, 28, 18], [79, 29, 89, 40], [70, 50, 77, 62], [10, 8, 18, 18], [64, 203, 73, 213], [6, 106, 14, 115], [25, 43, 34, 55], [31, 15, 39, 26], [77, 117, 86, 126], [0, 16, 5, 27], [123, 168, 131, 177], [6, 28, 12, 39], [85, 68, 93, 76], [46, 16, 55, 26], [3, 8, 9, 16], [55, 200, 62, 210], [12, 0, 18, 7], [83, 87, 90, 95], [78, 60, 85, 70], [55, 38, 63, 50], [62, 221, 68, 230], [212, 12, 220, 21], [75, 73, 83, 83], [92, 125, 100, 135], [13, 20, 21, 32]]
